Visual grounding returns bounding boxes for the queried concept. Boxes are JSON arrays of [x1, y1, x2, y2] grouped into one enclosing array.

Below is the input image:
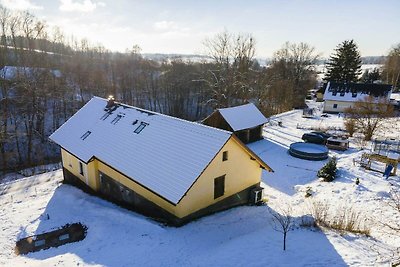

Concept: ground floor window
[[333, 104, 338, 109], [214, 175, 225, 199]]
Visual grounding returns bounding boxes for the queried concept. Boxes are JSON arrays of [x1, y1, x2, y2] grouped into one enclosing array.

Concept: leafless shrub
[[309, 200, 370, 235], [380, 188, 400, 233], [352, 133, 368, 150], [344, 118, 357, 137], [309, 200, 329, 224]]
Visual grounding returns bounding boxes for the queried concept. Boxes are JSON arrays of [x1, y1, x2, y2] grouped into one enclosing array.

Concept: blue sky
[[1, 0, 399, 57]]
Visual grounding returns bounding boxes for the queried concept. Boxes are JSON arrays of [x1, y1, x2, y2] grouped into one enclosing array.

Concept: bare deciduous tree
[[344, 96, 394, 141], [265, 42, 320, 109], [269, 204, 294, 251], [203, 30, 256, 108], [383, 43, 400, 91]]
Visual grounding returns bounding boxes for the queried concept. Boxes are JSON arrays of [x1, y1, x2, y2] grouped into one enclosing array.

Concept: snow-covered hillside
[[1, 103, 399, 266], [315, 64, 383, 81]]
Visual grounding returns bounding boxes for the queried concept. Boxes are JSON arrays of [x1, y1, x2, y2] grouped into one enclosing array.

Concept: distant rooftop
[[323, 82, 392, 102]]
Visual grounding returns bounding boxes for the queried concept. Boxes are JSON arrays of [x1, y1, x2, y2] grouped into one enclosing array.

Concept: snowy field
[[1, 102, 400, 266], [315, 64, 383, 81]]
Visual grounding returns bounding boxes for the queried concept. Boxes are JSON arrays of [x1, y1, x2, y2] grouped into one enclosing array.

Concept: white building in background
[[322, 82, 392, 113]]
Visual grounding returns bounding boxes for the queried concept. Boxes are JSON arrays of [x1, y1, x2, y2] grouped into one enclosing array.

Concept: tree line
[[0, 5, 398, 177]]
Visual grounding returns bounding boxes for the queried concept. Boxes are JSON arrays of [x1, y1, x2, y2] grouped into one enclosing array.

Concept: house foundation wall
[[62, 168, 258, 226]]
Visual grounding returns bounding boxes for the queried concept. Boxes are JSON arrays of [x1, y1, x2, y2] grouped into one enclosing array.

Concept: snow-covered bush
[[317, 157, 337, 182]]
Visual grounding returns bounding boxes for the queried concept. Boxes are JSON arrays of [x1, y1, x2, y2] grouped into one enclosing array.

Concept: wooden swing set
[[358, 153, 399, 176]]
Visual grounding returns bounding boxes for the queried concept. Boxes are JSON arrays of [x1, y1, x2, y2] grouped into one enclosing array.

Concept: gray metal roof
[[50, 97, 232, 204]]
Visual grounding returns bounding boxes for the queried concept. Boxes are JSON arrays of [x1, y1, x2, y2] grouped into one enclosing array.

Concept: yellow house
[[50, 97, 273, 226]]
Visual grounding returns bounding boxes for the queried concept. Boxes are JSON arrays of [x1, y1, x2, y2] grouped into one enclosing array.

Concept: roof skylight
[[134, 122, 149, 134], [81, 131, 91, 140]]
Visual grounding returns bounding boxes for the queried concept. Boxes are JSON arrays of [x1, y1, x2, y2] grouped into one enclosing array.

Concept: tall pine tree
[[324, 40, 362, 83]]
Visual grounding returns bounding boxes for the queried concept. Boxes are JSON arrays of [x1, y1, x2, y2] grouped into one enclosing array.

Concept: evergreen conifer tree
[[324, 40, 362, 83], [317, 157, 337, 182]]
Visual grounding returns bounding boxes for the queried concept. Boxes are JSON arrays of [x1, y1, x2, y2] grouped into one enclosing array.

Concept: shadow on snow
[[248, 139, 327, 196], [19, 184, 348, 266]]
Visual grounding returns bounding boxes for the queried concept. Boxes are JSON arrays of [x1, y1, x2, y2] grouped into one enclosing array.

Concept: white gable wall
[[323, 100, 354, 113], [322, 82, 392, 113]]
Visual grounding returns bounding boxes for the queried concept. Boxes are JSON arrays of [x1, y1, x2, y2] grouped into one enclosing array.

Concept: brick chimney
[[106, 95, 115, 109]]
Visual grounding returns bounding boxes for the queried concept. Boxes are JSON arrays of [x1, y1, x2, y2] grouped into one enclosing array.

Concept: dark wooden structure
[[203, 103, 267, 144], [15, 223, 87, 255], [326, 136, 349, 151]]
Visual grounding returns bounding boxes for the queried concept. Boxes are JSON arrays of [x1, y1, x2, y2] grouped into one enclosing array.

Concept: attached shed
[[203, 103, 268, 144], [50, 97, 273, 226]]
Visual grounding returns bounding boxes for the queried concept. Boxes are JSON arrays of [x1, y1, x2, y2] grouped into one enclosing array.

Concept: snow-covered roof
[[323, 82, 392, 102], [390, 93, 400, 101], [217, 103, 268, 131], [50, 97, 235, 204]]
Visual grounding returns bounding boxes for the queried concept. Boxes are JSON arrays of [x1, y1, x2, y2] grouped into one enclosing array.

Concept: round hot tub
[[289, 142, 329, 161]]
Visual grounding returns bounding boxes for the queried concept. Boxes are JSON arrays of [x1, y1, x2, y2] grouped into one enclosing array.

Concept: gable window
[[340, 92, 345, 96], [134, 122, 149, 134], [332, 92, 337, 96], [214, 175, 225, 199], [79, 162, 84, 176], [333, 104, 338, 109], [222, 151, 228, 161], [352, 92, 357, 98]]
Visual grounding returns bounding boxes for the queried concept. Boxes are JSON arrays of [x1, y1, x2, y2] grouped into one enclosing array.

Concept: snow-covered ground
[[1, 102, 399, 266]]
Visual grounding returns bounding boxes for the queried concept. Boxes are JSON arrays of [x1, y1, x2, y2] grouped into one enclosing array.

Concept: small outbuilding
[[326, 136, 349, 151], [203, 103, 268, 144], [302, 107, 315, 118], [316, 84, 327, 102], [50, 97, 273, 226]]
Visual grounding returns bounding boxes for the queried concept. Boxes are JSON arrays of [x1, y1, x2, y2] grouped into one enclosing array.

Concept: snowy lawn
[[1, 104, 399, 266]]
